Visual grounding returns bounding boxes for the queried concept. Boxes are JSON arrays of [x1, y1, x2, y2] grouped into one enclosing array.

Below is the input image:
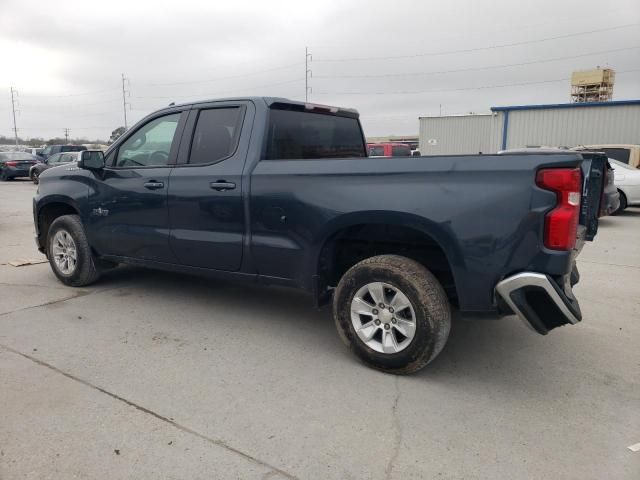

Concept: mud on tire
[[333, 254, 451, 374]]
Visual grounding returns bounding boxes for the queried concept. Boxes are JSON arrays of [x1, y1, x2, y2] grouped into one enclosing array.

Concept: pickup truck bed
[[33, 97, 607, 373]]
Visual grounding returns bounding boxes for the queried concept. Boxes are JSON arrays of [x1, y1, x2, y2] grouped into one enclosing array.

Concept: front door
[[168, 103, 251, 271], [85, 111, 186, 262]]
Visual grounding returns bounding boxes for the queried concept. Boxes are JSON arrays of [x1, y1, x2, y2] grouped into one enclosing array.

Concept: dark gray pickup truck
[[33, 97, 608, 373]]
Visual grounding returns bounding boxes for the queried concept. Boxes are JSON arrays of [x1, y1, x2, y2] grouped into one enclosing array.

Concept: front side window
[[264, 109, 366, 160], [41, 146, 52, 157], [189, 108, 242, 164], [115, 113, 180, 167], [60, 153, 76, 163], [48, 153, 63, 164]]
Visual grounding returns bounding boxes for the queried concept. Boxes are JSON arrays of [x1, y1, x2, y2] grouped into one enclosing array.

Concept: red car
[[367, 143, 412, 157]]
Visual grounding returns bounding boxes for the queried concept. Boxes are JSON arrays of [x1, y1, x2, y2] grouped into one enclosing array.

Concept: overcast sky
[[1, 0, 639, 141]]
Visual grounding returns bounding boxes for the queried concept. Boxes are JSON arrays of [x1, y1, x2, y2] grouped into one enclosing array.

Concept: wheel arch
[[36, 198, 82, 251], [311, 211, 464, 305]]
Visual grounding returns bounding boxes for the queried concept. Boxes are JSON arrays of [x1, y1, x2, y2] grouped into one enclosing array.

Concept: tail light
[[536, 167, 582, 250], [5, 161, 18, 167]]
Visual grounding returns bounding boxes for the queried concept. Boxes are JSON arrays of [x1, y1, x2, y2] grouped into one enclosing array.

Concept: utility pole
[[64, 128, 70, 143], [10, 87, 19, 146], [121, 73, 130, 130], [305, 47, 312, 102]]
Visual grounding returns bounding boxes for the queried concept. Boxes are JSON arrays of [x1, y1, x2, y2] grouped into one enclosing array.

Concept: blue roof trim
[[491, 99, 640, 112]]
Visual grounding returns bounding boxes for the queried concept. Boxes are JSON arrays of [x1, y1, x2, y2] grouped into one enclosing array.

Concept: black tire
[[333, 254, 451, 374], [31, 170, 40, 185], [0, 170, 10, 181], [613, 190, 627, 215], [46, 214, 101, 287]]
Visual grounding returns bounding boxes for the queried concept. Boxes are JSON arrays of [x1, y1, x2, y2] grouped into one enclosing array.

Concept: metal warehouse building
[[418, 99, 640, 155]]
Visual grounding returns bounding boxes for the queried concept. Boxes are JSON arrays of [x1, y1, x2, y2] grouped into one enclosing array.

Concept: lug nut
[[379, 303, 385, 309], [372, 309, 378, 315], [388, 307, 394, 313], [384, 324, 390, 330], [391, 318, 397, 324], [374, 319, 381, 325]]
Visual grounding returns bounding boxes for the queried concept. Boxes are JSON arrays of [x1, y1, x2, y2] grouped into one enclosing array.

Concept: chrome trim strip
[[495, 272, 580, 330]]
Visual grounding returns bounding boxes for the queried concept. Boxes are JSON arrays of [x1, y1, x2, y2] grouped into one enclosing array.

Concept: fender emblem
[[92, 207, 109, 217]]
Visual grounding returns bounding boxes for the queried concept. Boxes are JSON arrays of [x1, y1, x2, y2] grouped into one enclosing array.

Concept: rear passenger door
[[168, 101, 253, 271]]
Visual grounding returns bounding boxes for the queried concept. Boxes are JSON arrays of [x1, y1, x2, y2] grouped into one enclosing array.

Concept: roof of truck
[[160, 97, 359, 116]]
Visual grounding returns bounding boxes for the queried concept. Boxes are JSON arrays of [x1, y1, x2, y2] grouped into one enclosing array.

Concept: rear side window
[[264, 109, 366, 160], [391, 145, 411, 156], [188, 107, 242, 164], [601, 148, 630, 164]]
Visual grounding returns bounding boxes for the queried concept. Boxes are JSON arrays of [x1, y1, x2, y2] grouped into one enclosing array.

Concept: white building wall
[[505, 104, 640, 149], [418, 114, 502, 155]]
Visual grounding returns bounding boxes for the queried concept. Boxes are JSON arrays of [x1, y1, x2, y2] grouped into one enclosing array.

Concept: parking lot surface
[[1, 179, 639, 479]]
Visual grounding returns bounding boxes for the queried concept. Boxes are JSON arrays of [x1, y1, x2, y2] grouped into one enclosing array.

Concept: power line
[[19, 97, 123, 109], [18, 88, 121, 99], [315, 68, 640, 96], [130, 78, 305, 102], [136, 62, 303, 88], [10, 87, 19, 146], [316, 46, 640, 79], [315, 23, 640, 63]]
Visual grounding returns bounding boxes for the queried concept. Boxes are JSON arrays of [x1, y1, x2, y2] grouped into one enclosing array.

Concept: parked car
[[39, 144, 87, 160], [367, 143, 412, 157], [500, 147, 619, 216], [30, 151, 81, 184], [610, 159, 640, 213], [33, 97, 609, 374], [0, 151, 39, 180], [23, 147, 45, 157], [573, 144, 640, 169]]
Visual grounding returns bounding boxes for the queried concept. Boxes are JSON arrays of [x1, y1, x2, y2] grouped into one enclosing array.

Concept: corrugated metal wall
[[418, 104, 640, 155], [418, 114, 502, 155], [505, 104, 640, 149]]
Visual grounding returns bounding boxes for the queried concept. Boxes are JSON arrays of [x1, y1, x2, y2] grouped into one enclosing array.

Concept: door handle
[[210, 181, 236, 191], [144, 181, 164, 190]]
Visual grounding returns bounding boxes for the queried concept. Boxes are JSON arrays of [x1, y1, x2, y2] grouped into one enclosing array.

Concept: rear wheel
[[0, 170, 11, 181], [333, 254, 451, 374], [46, 215, 101, 287], [613, 190, 627, 215]]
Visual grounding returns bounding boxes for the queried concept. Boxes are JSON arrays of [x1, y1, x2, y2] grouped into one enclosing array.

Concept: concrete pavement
[[1, 179, 638, 479]]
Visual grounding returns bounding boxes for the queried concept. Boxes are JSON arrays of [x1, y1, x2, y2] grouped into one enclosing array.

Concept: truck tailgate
[[579, 152, 608, 241]]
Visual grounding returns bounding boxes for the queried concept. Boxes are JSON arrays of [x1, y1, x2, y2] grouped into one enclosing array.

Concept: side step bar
[[496, 272, 581, 335]]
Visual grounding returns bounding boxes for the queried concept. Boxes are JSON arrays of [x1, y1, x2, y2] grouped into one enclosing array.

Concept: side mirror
[[78, 150, 105, 170]]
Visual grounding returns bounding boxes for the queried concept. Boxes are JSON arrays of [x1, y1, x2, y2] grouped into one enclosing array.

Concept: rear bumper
[[495, 271, 582, 335], [2, 166, 31, 178]]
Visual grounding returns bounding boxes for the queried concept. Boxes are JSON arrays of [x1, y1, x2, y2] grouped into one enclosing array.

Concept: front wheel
[[31, 170, 40, 184], [46, 214, 101, 287], [333, 255, 451, 374]]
